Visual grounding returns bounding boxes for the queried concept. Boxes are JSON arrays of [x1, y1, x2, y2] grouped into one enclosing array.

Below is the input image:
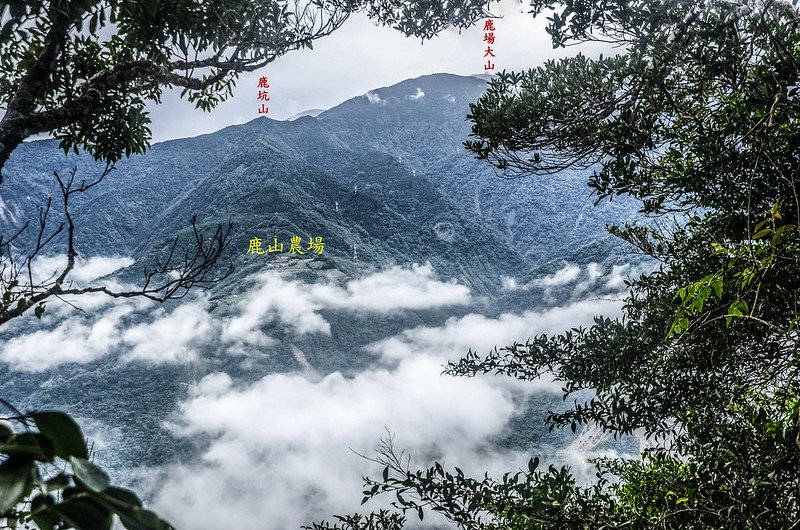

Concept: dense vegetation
[[0, 72, 634, 529], [311, 0, 800, 528], [0, 1, 498, 528], [6, 0, 799, 528]]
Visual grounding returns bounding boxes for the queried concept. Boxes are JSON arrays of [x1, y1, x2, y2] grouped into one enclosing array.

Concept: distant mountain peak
[[287, 109, 325, 121], [470, 73, 494, 82], [317, 73, 490, 121]]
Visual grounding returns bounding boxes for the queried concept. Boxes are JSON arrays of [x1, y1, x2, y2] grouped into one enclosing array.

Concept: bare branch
[[0, 168, 234, 325]]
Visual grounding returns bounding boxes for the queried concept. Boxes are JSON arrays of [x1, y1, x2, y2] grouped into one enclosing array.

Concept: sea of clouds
[[1, 258, 636, 529]]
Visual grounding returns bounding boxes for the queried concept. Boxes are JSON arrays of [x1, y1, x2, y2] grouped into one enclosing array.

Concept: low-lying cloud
[[149, 295, 624, 529], [4, 257, 634, 530], [371, 297, 623, 363], [532, 264, 582, 288], [121, 298, 215, 364], [501, 262, 643, 304], [222, 263, 470, 346], [1, 262, 471, 371], [151, 355, 537, 529], [0, 304, 135, 372], [331, 264, 470, 312], [364, 91, 385, 105], [406, 87, 425, 100], [27, 255, 134, 286]]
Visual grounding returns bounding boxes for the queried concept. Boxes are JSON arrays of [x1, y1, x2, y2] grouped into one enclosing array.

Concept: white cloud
[[587, 262, 603, 283], [604, 264, 631, 290], [149, 294, 624, 530], [532, 264, 582, 288], [222, 264, 470, 348], [370, 297, 622, 363], [0, 304, 134, 372], [0, 264, 470, 371], [331, 264, 470, 312], [68, 256, 134, 284], [153, 355, 540, 530], [364, 91, 385, 105], [222, 271, 333, 344], [556, 423, 624, 480], [1, 254, 141, 318], [121, 298, 214, 364], [573, 262, 603, 296], [0, 286, 197, 371], [501, 276, 519, 291], [28, 255, 133, 286], [1, 254, 633, 528], [443, 94, 456, 103], [193, 372, 234, 396], [501, 262, 639, 300], [0, 254, 215, 371], [406, 87, 425, 100]]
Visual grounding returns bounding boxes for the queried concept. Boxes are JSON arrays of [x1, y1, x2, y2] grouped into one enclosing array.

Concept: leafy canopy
[[313, 0, 800, 528], [0, 1, 497, 528]]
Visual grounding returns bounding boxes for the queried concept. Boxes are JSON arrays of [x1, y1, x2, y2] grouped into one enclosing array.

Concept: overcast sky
[[149, 2, 606, 142]]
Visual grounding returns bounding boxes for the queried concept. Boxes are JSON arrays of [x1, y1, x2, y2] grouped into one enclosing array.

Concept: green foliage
[[302, 510, 406, 530], [0, 408, 173, 530], [315, 0, 800, 528], [671, 202, 800, 335]]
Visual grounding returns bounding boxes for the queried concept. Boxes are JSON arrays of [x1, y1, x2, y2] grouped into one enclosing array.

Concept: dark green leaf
[[117, 507, 174, 530], [32, 505, 61, 530], [33, 411, 88, 459], [141, 0, 159, 17], [0, 432, 55, 461], [0, 423, 13, 444], [71, 457, 110, 493], [56, 497, 114, 530], [42, 473, 71, 494], [0, 458, 34, 515], [103, 486, 143, 508]]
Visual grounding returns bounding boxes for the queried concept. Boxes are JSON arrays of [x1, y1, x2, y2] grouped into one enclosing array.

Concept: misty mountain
[[0, 74, 643, 501], [0, 73, 638, 295], [288, 108, 325, 120]]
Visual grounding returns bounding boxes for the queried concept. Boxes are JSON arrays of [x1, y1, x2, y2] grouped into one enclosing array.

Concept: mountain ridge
[[0, 73, 639, 292]]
